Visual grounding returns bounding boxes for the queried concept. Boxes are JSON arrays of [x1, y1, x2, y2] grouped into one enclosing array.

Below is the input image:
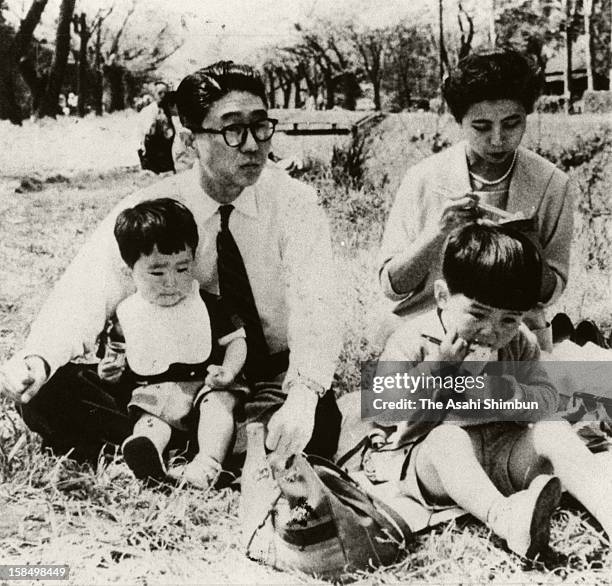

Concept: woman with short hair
[[379, 51, 576, 348]]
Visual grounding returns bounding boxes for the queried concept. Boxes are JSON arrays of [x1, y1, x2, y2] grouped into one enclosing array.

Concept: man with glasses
[[0, 61, 342, 481]]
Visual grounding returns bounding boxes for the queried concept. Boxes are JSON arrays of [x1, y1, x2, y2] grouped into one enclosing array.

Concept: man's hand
[[265, 382, 318, 456], [97, 357, 125, 384], [0, 355, 48, 404], [205, 364, 235, 388]]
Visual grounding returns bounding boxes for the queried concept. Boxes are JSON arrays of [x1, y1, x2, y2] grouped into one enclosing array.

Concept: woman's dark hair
[[114, 198, 199, 268], [442, 222, 542, 311], [175, 61, 268, 132], [442, 51, 543, 122]]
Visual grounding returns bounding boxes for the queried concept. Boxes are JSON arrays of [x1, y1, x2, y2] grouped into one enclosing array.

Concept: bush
[[330, 131, 370, 190], [583, 90, 612, 114], [534, 126, 612, 172]]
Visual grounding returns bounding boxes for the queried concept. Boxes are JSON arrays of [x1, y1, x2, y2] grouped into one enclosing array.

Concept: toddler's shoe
[[488, 474, 561, 559], [122, 435, 167, 484], [167, 454, 229, 490]]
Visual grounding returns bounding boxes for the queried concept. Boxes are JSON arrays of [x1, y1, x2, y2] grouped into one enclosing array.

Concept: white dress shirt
[[23, 164, 342, 389]]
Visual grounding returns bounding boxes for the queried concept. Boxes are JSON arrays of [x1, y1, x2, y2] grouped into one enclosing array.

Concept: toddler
[[98, 198, 247, 488]]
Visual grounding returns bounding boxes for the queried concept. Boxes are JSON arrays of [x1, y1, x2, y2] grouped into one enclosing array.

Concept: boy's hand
[[97, 357, 124, 384], [0, 355, 48, 404], [205, 364, 235, 388], [432, 328, 470, 365]]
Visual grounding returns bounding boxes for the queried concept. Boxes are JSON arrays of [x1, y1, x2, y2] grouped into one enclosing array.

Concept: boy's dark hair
[[442, 222, 542, 311], [442, 50, 542, 122], [114, 198, 198, 268], [175, 61, 268, 133]]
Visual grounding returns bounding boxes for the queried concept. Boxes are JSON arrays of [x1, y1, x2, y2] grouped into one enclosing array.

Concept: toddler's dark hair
[[114, 198, 198, 268], [442, 50, 542, 122], [442, 222, 542, 311]]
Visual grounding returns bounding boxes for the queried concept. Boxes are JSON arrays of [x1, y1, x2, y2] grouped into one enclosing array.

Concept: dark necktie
[[217, 204, 269, 378]]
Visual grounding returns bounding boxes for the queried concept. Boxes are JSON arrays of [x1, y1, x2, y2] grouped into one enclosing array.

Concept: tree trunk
[[76, 13, 90, 117], [489, 0, 496, 47], [265, 69, 276, 108], [104, 62, 126, 113], [439, 0, 445, 88], [563, 0, 573, 114], [293, 76, 302, 108], [8, 0, 48, 121], [12, 0, 49, 59], [324, 70, 334, 109], [0, 65, 22, 123], [584, 0, 593, 92], [93, 26, 103, 115], [37, 0, 76, 118]]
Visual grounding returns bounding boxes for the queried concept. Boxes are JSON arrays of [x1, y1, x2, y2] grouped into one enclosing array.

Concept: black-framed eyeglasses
[[197, 118, 278, 148]]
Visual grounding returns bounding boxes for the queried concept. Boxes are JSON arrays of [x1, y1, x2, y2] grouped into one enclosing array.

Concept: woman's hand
[[437, 193, 481, 235]]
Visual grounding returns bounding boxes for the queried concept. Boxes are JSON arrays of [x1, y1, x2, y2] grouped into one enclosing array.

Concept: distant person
[[0, 61, 341, 472], [368, 222, 612, 558], [67, 92, 77, 115], [100, 199, 247, 487], [137, 81, 176, 174], [379, 51, 576, 351]]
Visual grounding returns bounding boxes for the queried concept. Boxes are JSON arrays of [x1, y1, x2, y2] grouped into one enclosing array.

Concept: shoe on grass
[[167, 453, 227, 490], [122, 435, 167, 483], [488, 474, 561, 559]]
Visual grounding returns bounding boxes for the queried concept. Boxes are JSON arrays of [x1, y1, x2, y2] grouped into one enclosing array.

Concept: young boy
[[98, 198, 247, 488], [367, 222, 612, 559]]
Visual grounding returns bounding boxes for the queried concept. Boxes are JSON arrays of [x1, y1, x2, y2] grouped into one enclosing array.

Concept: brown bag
[[240, 424, 412, 580]]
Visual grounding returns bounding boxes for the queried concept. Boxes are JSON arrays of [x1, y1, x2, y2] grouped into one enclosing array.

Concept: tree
[[348, 25, 386, 110], [383, 22, 438, 111], [36, 0, 75, 118], [98, 2, 186, 112], [0, 2, 22, 122], [496, 0, 565, 72], [584, 0, 594, 91], [0, 0, 49, 121], [457, 1, 474, 60], [72, 8, 112, 117]]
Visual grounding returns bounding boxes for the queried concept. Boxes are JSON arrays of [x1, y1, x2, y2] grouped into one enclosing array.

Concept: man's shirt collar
[[188, 166, 260, 222]]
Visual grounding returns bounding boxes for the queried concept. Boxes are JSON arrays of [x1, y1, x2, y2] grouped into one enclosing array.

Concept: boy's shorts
[[399, 422, 551, 509], [128, 381, 249, 431]]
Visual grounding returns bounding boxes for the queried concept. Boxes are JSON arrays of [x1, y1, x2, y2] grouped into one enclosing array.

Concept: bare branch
[[109, 0, 136, 56]]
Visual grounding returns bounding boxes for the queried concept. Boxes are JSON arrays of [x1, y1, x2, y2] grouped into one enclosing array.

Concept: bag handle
[[306, 454, 413, 540]]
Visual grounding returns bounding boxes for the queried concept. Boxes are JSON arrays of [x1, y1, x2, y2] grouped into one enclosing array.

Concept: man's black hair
[[175, 61, 268, 133], [114, 198, 198, 268], [442, 222, 542, 311]]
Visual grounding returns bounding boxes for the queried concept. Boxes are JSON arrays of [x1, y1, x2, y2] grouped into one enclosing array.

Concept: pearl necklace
[[469, 150, 518, 186]]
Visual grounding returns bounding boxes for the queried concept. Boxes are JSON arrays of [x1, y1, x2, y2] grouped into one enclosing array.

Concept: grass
[[1, 111, 612, 584]]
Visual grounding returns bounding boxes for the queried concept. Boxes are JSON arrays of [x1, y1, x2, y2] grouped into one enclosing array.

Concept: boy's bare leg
[[414, 424, 501, 522], [169, 390, 238, 488], [532, 420, 612, 537], [414, 424, 561, 558]]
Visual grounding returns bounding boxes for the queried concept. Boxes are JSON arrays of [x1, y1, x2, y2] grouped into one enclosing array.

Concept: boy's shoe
[[488, 474, 561, 559], [122, 435, 167, 483]]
